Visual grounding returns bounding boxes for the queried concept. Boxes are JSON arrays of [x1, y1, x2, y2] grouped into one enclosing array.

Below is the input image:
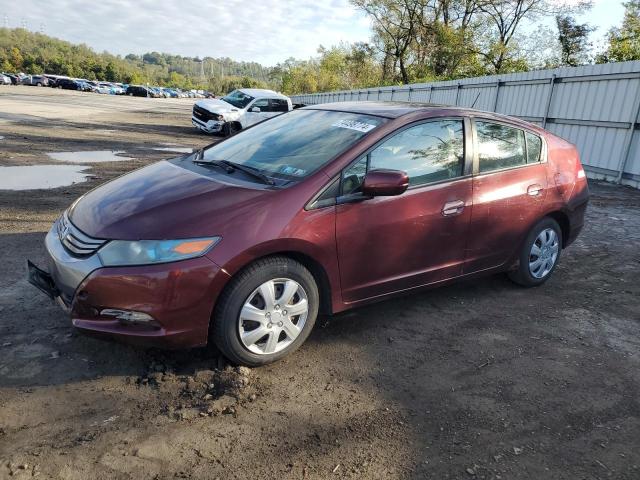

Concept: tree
[[475, 0, 591, 73], [352, 0, 422, 84], [556, 15, 594, 66], [598, 0, 640, 62]]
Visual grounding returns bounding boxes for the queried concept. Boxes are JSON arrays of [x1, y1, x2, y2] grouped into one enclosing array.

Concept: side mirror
[[250, 106, 261, 113], [362, 169, 409, 197]]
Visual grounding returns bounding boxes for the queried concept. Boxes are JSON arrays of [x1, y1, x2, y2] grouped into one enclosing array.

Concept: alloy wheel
[[238, 278, 309, 355]]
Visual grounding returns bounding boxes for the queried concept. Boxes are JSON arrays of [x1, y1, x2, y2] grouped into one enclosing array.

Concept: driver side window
[[341, 119, 465, 194], [251, 99, 269, 111]]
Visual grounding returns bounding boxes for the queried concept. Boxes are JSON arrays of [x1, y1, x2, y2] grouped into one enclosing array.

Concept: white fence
[[291, 61, 640, 189]]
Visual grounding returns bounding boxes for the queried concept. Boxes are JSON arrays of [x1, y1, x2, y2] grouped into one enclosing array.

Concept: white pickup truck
[[191, 88, 292, 135]]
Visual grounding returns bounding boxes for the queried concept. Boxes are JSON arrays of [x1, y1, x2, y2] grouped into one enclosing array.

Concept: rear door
[[464, 119, 548, 273], [270, 98, 290, 115], [335, 117, 474, 303]]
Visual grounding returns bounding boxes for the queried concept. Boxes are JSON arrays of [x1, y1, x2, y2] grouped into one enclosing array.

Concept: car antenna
[[471, 92, 481, 109]]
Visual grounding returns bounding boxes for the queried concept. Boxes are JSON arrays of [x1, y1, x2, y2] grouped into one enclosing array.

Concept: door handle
[[527, 184, 543, 196], [442, 200, 465, 216]]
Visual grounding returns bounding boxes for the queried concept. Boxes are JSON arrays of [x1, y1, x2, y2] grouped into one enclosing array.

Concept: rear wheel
[[212, 257, 319, 366], [508, 217, 562, 287]]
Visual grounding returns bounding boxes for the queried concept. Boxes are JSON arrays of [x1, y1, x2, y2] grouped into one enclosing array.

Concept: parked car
[[192, 88, 292, 136], [21, 75, 49, 86], [43, 74, 68, 87], [112, 83, 126, 95], [163, 88, 179, 98], [27, 102, 589, 366], [56, 78, 81, 90], [0, 74, 11, 85], [94, 82, 115, 94], [126, 85, 151, 97]]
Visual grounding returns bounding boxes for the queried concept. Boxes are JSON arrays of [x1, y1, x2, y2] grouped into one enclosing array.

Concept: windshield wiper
[[220, 160, 275, 185], [193, 158, 274, 185]]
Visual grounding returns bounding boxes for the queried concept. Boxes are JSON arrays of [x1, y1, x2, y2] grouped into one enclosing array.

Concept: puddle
[[47, 150, 133, 163], [152, 146, 193, 154], [0, 165, 91, 190]]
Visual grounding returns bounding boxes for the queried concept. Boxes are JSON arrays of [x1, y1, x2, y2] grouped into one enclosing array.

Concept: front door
[[243, 98, 271, 127], [335, 118, 473, 303], [464, 119, 548, 273]]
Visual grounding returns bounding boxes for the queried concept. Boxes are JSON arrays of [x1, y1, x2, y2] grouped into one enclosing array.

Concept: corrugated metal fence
[[291, 61, 640, 188]]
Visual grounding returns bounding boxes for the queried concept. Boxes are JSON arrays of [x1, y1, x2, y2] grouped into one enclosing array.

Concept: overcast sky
[[2, 0, 626, 66]]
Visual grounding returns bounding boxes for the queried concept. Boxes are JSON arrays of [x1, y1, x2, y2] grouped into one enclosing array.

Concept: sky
[[2, 0, 629, 66]]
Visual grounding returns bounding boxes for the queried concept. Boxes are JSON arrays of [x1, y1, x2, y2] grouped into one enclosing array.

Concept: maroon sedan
[[28, 102, 589, 366]]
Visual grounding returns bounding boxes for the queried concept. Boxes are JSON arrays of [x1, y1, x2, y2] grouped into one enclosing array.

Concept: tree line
[[276, 0, 640, 93], [2, 1, 640, 96], [0, 28, 275, 94]]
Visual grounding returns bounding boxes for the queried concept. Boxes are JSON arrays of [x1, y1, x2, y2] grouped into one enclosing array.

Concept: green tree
[[598, 0, 640, 62], [556, 15, 594, 66]]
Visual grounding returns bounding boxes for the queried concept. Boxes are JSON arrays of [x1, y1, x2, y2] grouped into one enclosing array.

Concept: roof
[[238, 88, 289, 100], [302, 101, 544, 131], [302, 101, 448, 118]]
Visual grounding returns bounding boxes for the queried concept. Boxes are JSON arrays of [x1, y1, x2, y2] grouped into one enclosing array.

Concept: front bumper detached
[[192, 116, 224, 133]]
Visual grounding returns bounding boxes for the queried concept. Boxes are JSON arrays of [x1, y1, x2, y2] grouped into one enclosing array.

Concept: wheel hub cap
[[529, 228, 559, 279], [238, 278, 309, 355]]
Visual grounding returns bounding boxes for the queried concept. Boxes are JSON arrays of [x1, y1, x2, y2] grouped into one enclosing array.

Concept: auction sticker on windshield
[[331, 119, 377, 133]]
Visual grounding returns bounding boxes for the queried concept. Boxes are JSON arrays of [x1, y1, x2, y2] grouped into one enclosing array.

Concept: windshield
[[202, 109, 387, 179], [221, 90, 255, 109]]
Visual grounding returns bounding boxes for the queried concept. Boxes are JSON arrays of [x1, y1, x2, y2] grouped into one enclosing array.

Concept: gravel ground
[[0, 87, 639, 480]]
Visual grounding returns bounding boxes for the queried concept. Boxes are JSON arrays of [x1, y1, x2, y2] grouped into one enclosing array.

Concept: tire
[[508, 217, 562, 287], [212, 256, 319, 367], [222, 122, 241, 137]]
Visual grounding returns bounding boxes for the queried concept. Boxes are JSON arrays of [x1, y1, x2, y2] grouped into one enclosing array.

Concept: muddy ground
[[0, 87, 639, 480]]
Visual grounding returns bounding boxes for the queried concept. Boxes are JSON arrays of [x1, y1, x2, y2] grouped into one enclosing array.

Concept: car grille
[[57, 213, 107, 257], [193, 105, 218, 122]]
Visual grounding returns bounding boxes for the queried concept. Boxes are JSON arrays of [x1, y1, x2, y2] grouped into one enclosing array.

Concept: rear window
[[476, 121, 526, 173], [202, 109, 387, 179], [525, 131, 542, 163]]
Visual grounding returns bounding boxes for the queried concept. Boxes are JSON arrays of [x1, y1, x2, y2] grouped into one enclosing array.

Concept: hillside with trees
[[2, 0, 640, 96], [0, 27, 275, 94]]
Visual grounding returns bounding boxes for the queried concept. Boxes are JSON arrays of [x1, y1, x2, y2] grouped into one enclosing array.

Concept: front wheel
[[221, 122, 240, 137], [211, 257, 319, 366], [508, 217, 562, 287]]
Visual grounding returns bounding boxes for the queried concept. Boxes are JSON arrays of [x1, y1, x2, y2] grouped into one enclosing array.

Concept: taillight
[[577, 168, 586, 179]]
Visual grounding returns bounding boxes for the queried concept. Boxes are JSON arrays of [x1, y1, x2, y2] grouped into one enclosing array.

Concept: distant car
[[56, 78, 81, 90], [126, 85, 151, 97], [43, 75, 68, 87], [95, 83, 115, 94], [22, 75, 49, 87], [192, 88, 292, 136], [163, 88, 179, 98], [3, 73, 20, 85], [111, 83, 126, 95], [0, 74, 11, 85]]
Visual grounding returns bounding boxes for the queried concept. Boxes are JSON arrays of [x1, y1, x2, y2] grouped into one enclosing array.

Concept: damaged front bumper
[[192, 115, 224, 133]]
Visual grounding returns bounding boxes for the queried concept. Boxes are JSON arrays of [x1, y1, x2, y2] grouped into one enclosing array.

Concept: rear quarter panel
[[543, 132, 589, 243]]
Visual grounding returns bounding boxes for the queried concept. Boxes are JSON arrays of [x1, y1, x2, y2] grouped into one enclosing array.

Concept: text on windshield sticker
[[331, 119, 377, 133]]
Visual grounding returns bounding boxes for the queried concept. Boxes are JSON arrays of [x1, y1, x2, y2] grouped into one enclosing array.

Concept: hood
[[195, 99, 238, 114], [69, 160, 273, 240]]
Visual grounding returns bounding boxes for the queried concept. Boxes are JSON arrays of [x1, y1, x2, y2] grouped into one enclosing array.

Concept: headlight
[[98, 237, 221, 266]]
